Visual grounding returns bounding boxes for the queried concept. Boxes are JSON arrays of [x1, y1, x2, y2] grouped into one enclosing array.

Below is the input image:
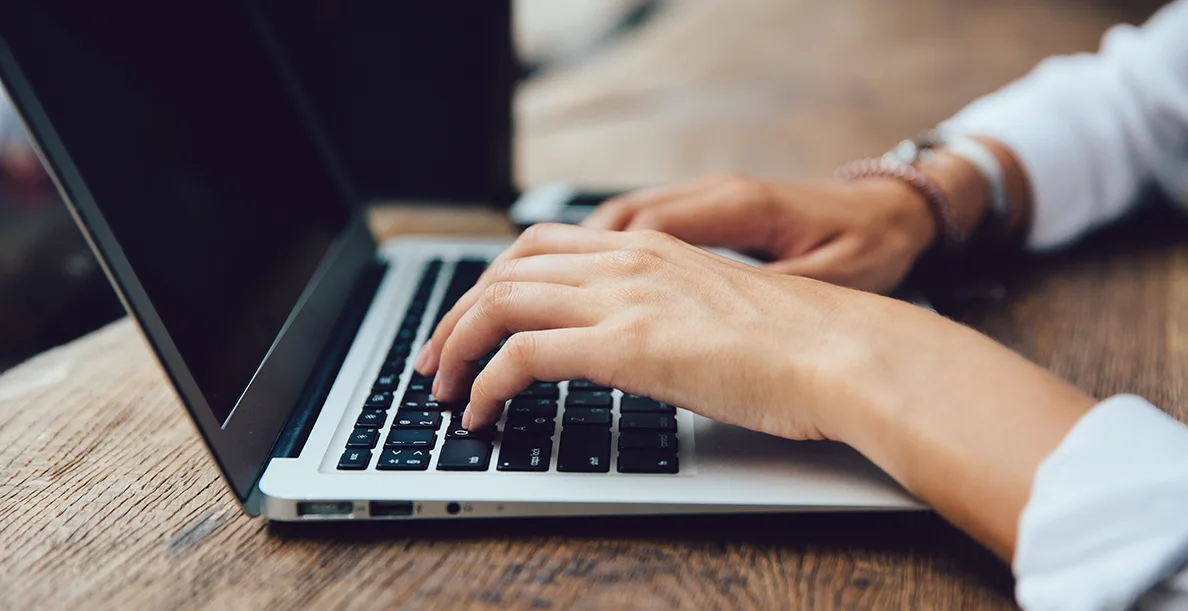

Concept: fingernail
[[461, 406, 472, 429], [432, 376, 443, 398], [414, 341, 431, 373]]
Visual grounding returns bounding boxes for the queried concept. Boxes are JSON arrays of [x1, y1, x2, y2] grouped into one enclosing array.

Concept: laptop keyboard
[[336, 258, 681, 475]]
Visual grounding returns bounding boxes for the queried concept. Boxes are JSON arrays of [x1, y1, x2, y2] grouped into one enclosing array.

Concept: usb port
[[296, 501, 353, 517], [369, 501, 414, 518]]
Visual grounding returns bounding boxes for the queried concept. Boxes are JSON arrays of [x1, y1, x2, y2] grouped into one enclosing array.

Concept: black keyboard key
[[446, 415, 497, 440], [498, 438, 553, 472], [557, 428, 611, 473], [504, 416, 556, 436], [618, 431, 678, 452], [617, 450, 679, 474], [373, 373, 399, 392], [385, 429, 437, 448], [568, 380, 610, 392], [391, 410, 442, 429], [356, 410, 387, 428], [620, 395, 676, 414], [437, 439, 493, 471], [565, 391, 612, 409], [346, 428, 379, 449], [619, 413, 677, 432], [400, 394, 442, 411], [405, 379, 433, 395], [388, 342, 412, 359], [509, 398, 558, 418], [380, 356, 409, 375], [518, 382, 560, 399], [376, 448, 431, 471], [364, 391, 394, 410], [337, 449, 372, 470], [434, 260, 487, 325], [562, 407, 612, 427], [394, 326, 418, 344]]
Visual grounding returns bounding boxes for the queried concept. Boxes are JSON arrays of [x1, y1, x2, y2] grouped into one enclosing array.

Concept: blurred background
[[0, 0, 1163, 371]]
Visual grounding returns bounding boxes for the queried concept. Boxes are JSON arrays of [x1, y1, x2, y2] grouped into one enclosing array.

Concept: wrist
[[917, 150, 990, 242]]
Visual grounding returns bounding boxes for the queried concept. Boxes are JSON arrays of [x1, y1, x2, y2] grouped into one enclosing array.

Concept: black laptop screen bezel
[[0, 7, 376, 513]]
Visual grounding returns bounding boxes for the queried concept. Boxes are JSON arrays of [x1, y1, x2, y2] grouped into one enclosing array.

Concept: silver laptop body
[[0, 0, 918, 522]]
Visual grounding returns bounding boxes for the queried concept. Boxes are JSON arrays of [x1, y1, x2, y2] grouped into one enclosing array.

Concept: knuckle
[[608, 248, 660, 275], [488, 258, 520, 283], [502, 332, 538, 365], [518, 222, 552, 247], [638, 229, 678, 248], [479, 281, 517, 314]]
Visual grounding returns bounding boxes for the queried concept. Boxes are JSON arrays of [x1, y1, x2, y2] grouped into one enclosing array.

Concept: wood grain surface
[[0, 0, 1175, 609]]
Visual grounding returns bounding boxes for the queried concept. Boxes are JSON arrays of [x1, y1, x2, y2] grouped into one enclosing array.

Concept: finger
[[463, 328, 600, 429], [582, 183, 702, 230], [764, 238, 853, 283], [624, 189, 777, 250], [434, 282, 602, 401], [419, 224, 625, 375]]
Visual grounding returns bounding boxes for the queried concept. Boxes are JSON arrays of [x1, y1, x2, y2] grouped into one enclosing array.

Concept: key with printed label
[[436, 439, 493, 471], [385, 429, 436, 448], [562, 407, 612, 427], [557, 428, 611, 473], [391, 410, 442, 429], [518, 382, 560, 399], [376, 448, 431, 471], [446, 413, 498, 440], [565, 391, 613, 409], [503, 416, 556, 436], [346, 428, 379, 449], [619, 412, 677, 432], [620, 395, 677, 414], [508, 398, 558, 419], [337, 449, 372, 470], [400, 394, 442, 411], [497, 438, 553, 472], [617, 450, 679, 474], [373, 373, 399, 392], [617, 431, 678, 452], [364, 391, 393, 410], [355, 410, 387, 428]]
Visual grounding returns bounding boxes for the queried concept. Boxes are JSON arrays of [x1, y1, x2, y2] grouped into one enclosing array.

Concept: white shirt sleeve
[[939, 0, 1188, 251], [1013, 395, 1188, 610]]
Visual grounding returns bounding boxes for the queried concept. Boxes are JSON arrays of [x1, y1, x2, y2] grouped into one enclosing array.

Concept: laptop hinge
[[267, 258, 389, 462]]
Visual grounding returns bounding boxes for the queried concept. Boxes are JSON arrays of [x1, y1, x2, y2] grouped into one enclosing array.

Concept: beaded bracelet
[[835, 153, 966, 251]]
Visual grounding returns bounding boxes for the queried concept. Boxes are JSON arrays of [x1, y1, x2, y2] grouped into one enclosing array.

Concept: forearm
[[824, 297, 1093, 560]]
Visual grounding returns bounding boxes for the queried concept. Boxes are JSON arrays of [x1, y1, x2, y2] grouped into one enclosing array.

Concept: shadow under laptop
[[268, 510, 1014, 597]]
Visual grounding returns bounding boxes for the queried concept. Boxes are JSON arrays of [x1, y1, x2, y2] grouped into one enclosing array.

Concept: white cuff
[[1014, 395, 1188, 610]]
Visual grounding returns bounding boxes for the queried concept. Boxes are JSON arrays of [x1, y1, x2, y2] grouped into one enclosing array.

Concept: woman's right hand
[[415, 223, 1093, 561]]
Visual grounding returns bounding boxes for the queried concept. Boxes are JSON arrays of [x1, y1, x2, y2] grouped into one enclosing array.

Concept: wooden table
[[3, 1, 1178, 608]]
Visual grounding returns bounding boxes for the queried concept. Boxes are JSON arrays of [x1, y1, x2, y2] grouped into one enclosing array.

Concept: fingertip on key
[[414, 342, 431, 374]]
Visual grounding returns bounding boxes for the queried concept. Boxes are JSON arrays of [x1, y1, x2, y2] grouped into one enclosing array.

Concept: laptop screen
[[0, 1, 355, 425]]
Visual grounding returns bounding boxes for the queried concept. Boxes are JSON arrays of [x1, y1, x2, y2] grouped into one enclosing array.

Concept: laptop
[[0, 1, 918, 520]]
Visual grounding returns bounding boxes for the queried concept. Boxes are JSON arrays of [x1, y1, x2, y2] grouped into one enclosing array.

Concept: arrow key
[[376, 448, 431, 471]]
